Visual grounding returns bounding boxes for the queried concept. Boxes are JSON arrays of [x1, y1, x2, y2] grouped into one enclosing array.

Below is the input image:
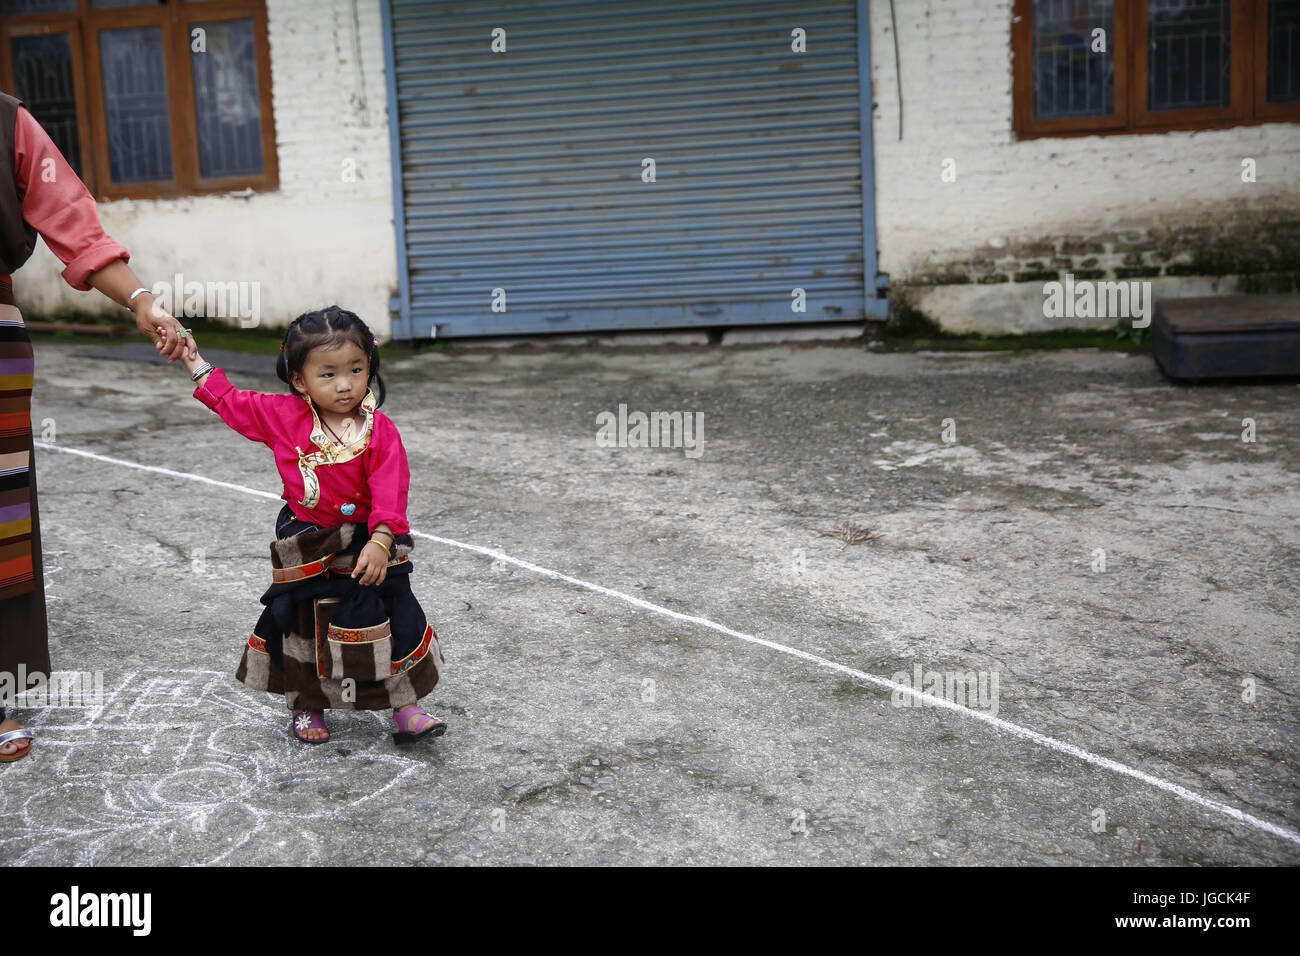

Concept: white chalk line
[[34, 440, 1300, 848]]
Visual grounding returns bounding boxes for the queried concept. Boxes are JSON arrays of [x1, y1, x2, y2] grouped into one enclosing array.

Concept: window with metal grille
[[1267, 0, 1300, 101], [0, 0, 278, 199], [1033, 0, 1117, 120], [1013, 0, 1300, 137]]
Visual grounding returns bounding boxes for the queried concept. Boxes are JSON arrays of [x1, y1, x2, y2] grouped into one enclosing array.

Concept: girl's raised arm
[[14, 104, 194, 363], [183, 350, 282, 445]]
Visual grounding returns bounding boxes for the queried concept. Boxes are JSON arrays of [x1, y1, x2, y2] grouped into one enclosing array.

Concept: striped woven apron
[[0, 276, 52, 700], [0, 276, 34, 600]]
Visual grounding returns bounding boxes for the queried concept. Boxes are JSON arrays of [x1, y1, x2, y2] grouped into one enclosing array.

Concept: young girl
[[182, 306, 445, 745]]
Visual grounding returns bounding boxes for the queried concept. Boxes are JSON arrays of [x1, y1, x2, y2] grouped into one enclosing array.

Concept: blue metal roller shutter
[[382, 0, 883, 339]]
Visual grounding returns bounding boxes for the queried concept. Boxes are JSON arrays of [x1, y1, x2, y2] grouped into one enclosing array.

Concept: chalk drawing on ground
[[0, 668, 427, 866]]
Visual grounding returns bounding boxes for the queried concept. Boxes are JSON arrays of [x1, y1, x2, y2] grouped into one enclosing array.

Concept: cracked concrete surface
[[2, 340, 1297, 866]]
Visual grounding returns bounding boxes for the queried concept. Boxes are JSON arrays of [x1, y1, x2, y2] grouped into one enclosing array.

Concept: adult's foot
[[0, 716, 33, 761]]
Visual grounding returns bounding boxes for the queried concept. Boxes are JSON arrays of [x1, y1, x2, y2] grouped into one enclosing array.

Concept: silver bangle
[[190, 362, 214, 382], [127, 287, 151, 306]]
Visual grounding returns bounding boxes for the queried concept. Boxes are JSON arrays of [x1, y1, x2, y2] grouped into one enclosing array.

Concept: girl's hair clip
[[279, 344, 285, 352]]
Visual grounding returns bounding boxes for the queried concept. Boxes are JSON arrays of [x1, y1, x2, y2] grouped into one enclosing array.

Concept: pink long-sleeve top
[[13, 105, 129, 287], [194, 368, 412, 536]]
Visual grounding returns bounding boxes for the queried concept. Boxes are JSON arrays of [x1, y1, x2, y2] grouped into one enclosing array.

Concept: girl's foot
[[392, 704, 446, 744], [292, 709, 329, 744]]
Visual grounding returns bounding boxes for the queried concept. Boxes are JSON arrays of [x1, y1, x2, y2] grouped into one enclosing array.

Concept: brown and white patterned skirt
[[235, 518, 444, 711]]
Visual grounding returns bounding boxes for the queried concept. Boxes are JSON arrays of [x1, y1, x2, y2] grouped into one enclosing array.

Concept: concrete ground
[[2, 337, 1297, 866]]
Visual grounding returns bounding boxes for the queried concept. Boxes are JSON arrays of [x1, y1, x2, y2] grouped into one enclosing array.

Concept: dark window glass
[[100, 26, 173, 183], [1148, 0, 1231, 111], [9, 33, 82, 178], [190, 18, 264, 178], [0, 0, 76, 14], [1267, 0, 1300, 103], [90, 0, 162, 8], [1032, 0, 1115, 120]]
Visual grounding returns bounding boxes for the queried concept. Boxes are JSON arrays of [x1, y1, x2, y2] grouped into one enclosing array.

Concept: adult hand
[[134, 295, 198, 363]]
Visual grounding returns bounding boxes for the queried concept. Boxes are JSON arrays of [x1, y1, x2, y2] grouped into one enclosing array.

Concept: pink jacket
[[194, 368, 411, 535]]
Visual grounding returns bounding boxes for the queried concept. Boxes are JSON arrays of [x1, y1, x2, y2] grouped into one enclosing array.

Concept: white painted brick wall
[[866, 0, 1300, 330], [17, 0, 399, 338]]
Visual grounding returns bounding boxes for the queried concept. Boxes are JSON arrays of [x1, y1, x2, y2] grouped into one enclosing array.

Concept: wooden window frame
[[0, 0, 278, 200], [1013, 0, 1300, 139], [0, 15, 94, 182]]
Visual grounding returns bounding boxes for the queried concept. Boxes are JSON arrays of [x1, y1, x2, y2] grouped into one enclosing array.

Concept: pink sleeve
[[13, 106, 129, 290], [365, 413, 411, 535], [193, 368, 283, 445]]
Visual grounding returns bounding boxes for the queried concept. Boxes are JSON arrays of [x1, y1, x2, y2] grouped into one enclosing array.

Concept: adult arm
[[12, 105, 194, 362], [88, 260, 195, 362]]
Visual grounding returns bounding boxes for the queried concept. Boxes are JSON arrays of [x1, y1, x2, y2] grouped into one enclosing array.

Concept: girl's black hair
[[276, 305, 386, 408]]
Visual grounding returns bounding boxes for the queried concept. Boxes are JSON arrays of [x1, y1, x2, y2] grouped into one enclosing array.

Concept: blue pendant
[[341, 503, 356, 516]]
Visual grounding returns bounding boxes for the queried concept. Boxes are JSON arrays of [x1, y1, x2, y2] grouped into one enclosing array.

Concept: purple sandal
[[291, 709, 329, 745], [393, 704, 446, 744]]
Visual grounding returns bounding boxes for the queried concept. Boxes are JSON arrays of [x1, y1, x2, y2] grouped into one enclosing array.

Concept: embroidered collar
[[294, 389, 378, 509]]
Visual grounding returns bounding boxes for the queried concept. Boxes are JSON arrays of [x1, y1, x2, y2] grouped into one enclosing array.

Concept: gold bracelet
[[368, 538, 391, 557]]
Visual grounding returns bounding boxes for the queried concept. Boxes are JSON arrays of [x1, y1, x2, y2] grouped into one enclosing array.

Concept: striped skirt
[[0, 280, 51, 694], [236, 511, 444, 711]]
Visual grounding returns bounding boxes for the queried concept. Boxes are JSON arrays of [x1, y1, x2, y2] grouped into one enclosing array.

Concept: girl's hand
[[352, 541, 389, 587]]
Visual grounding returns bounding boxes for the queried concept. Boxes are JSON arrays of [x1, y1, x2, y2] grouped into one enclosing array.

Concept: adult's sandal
[[0, 728, 34, 763]]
